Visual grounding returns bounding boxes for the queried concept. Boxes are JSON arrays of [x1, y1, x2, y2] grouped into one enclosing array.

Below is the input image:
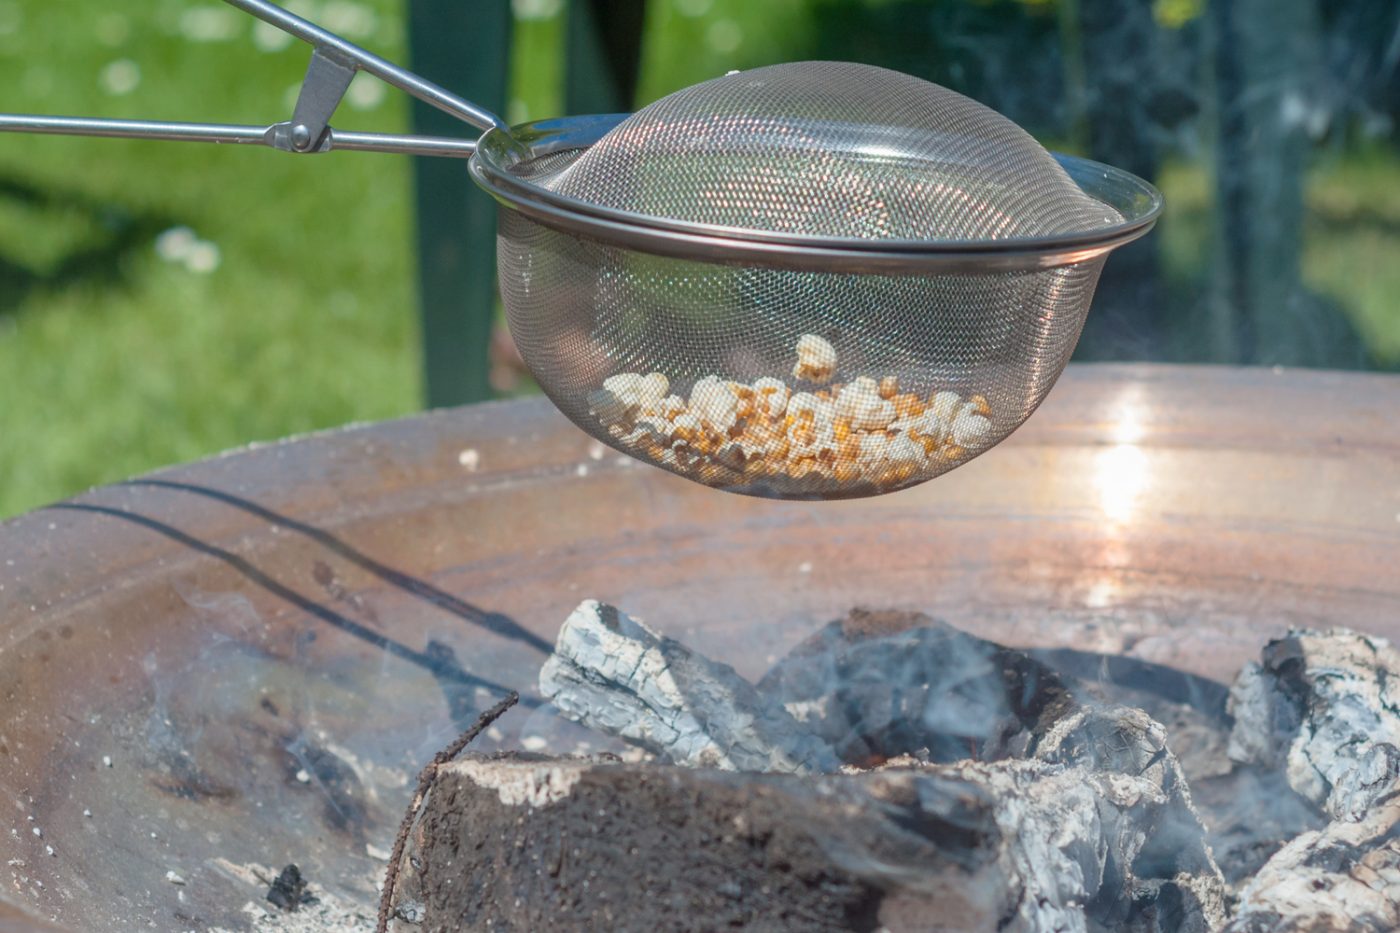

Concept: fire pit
[[2, 363, 1399, 931]]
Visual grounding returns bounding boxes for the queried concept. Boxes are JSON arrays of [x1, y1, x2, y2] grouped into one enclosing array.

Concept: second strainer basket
[[471, 62, 1161, 500]]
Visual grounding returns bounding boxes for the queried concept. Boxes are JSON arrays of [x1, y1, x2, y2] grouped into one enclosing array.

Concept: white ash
[[534, 603, 1225, 932], [1227, 627, 1400, 807], [1191, 766, 1326, 885], [233, 891, 377, 933], [452, 757, 583, 808], [427, 751, 1195, 933], [1035, 705, 1229, 931], [1227, 780, 1400, 932], [941, 758, 1106, 933], [539, 600, 841, 773], [1037, 646, 1235, 784], [523, 610, 1400, 931], [205, 860, 377, 933], [1328, 742, 1400, 823]]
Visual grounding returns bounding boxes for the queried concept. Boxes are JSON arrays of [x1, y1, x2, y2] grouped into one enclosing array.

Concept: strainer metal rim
[[469, 114, 1163, 275]]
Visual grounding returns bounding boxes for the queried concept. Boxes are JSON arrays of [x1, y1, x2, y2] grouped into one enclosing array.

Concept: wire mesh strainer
[[0, 2, 1161, 500], [474, 63, 1159, 499]]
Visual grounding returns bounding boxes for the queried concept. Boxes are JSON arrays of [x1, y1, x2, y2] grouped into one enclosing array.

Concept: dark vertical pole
[[565, 0, 648, 115], [408, 0, 512, 408], [1207, 0, 1350, 364], [1206, 0, 1251, 363]]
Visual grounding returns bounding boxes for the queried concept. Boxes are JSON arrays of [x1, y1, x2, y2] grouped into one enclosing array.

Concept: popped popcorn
[[952, 411, 992, 448], [590, 335, 998, 495], [689, 375, 740, 434], [752, 377, 789, 418], [791, 334, 837, 384], [836, 377, 896, 431]]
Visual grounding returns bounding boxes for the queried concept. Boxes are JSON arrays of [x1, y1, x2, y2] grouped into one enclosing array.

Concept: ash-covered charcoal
[[407, 752, 1202, 933], [515, 603, 1400, 930], [1034, 706, 1228, 931], [1189, 766, 1326, 885], [758, 608, 1076, 765], [1227, 776, 1400, 932], [1227, 627, 1400, 808], [521, 604, 1229, 931], [1031, 648, 1234, 784], [265, 863, 316, 912], [1327, 742, 1400, 823], [539, 600, 841, 773]]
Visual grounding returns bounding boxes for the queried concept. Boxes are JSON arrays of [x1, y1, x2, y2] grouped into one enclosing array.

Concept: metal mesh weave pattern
[[496, 62, 1121, 499], [540, 62, 1119, 240]]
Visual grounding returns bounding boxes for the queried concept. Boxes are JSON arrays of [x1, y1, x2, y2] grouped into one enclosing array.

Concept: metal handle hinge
[[270, 46, 359, 154]]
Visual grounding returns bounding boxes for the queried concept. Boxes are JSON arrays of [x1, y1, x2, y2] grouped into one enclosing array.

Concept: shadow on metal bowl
[[1, 363, 1398, 930]]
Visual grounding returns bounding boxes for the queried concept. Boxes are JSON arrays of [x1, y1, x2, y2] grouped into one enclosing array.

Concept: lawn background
[[1, 0, 1396, 518]]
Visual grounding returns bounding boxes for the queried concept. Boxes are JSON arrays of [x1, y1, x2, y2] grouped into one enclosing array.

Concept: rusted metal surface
[[0, 363, 1397, 930]]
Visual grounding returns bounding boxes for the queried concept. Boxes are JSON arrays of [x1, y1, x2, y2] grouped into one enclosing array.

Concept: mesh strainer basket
[[471, 63, 1160, 500], [0, 0, 1160, 501]]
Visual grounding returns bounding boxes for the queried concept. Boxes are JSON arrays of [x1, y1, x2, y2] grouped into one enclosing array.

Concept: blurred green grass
[[1302, 147, 1400, 364], [1, 0, 1398, 518], [0, 0, 418, 517]]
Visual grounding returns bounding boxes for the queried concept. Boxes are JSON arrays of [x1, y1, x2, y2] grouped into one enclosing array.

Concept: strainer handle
[[223, 0, 507, 134], [0, 0, 507, 159]]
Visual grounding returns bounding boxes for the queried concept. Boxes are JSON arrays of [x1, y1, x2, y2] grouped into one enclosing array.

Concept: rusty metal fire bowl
[[1, 363, 1398, 931]]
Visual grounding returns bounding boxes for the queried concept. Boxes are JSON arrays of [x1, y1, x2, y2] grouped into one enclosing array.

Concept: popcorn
[[671, 412, 703, 439], [928, 390, 963, 424], [593, 371, 671, 428], [587, 388, 630, 427], [601, 372, 641, 400], [589, 343, 997, 494], [789, 418, 837, 460], [752, 377, 790, 418], [786, 392, 833, 423], [650, 394, 688, 420], [952, 411, 992, 448], [690, 375, 740, 435], [791, 334, 837, 384], [603, 372, 669, 412], [836, 377, 896, 432]]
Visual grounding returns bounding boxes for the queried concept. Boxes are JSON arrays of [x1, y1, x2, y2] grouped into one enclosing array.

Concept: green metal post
[[407, 0, 512, 408], [565, 0, 647, 115], [1207, 0, 1362, 366]]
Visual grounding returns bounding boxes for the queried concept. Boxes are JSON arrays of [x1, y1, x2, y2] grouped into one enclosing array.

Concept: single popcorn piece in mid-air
[[791, 334, 837, 384], [588, 338, 998, 495]]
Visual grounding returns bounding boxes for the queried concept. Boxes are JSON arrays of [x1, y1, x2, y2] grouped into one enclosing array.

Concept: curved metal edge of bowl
[[468, 114, 1164, 274], [3, 365, 1400, 933]]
